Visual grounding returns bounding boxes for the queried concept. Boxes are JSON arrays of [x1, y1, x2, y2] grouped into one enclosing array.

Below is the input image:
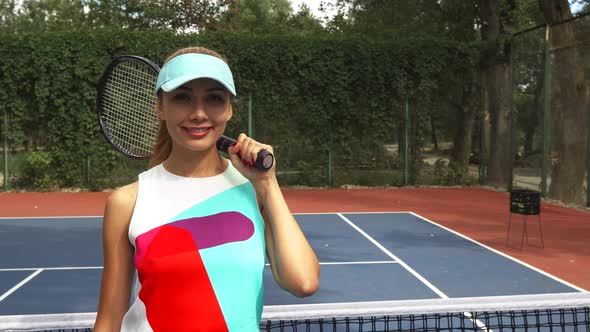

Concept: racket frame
[[96, 55, 161, 160]]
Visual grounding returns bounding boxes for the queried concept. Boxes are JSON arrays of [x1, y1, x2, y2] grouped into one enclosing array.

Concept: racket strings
[[103, 71, 157, 153], [101, 60, 159, 157], [104, 64, 158, 148]]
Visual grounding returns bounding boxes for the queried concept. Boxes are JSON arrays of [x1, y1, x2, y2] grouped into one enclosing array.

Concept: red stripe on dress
[[135, 225, 228, 332]]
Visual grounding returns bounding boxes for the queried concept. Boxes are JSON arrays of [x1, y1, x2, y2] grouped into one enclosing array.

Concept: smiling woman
[[93, 46, 320, 332]]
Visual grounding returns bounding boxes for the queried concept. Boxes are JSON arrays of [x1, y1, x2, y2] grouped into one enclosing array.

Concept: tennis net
[[1, 292, 589, 331]]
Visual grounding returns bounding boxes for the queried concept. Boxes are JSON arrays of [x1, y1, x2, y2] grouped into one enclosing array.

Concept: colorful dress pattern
[[121, 161, 266, 332]]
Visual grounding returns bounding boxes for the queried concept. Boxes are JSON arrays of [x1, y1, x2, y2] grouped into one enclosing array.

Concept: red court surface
[[1, 187, 589, 290]]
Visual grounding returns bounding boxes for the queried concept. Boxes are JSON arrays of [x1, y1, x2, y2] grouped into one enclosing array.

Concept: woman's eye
[[207, 94, 225, 103], [172, 93, 191, 103]]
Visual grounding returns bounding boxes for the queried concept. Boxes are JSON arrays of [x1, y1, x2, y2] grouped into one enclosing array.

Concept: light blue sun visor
[[155, 53, 236, 96]]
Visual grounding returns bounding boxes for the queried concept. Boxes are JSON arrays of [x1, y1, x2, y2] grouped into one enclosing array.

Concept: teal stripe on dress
[[170, 182, 266, 331]]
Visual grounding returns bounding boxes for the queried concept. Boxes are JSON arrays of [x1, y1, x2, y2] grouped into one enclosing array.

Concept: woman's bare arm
[[258, 181, 320, 298], [93, 183, 137, 332], [228, 134, 320, 298]]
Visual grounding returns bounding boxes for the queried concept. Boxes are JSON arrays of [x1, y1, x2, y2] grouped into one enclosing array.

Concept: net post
[[3, 110, 8, 192], [508, 40, 515, 192], [328, 148, 333, 187], [587, 83, 590, 207], [541, 24, 551, 198], [479, 88, 486, 183], [86, 156, 91, 189], [404, 96, 409, 185], [248, 93, 253, 138]]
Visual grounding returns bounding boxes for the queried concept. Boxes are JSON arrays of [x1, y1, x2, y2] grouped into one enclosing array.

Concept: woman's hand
[[227, 133, 277, 192]]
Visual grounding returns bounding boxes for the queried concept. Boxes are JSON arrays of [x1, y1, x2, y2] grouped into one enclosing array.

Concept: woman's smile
[[182, 126, 213, 138]]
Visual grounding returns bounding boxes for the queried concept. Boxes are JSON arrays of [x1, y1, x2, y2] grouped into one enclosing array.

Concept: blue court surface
[[0, 212, 588, 331]]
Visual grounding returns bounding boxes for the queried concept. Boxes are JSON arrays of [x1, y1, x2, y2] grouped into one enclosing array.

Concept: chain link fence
[[509, 13, 590, 207]]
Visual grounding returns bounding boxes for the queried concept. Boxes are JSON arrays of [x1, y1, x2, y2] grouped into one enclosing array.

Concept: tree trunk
[[539, 0, 588, 205], [398, 128, 403, 158], [452, 74, 479, 174], [458, 84, 479, 174], [525, 74, 544, 157], [430, 116, 438, 152], [409, 113, 421, 184], [453, 108, 465, 163], [479, 0, 515, 189], [486, 63, 512, 187]]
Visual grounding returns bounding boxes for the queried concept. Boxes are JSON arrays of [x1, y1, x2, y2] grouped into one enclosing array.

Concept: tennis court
[[0, 210, 588, 331], [2, 1, 590, 331]]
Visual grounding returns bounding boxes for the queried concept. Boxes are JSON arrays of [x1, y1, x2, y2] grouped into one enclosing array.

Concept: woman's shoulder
[[105, 181, 139, 214]]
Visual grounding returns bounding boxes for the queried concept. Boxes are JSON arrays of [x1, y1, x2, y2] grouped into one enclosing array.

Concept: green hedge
[[0, 30, 476, 189]]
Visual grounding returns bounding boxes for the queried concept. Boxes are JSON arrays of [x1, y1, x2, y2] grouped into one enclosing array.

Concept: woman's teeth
[[188, 128, 209, 132]]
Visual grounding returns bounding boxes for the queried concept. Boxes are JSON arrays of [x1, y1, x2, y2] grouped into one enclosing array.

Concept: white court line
[[0, 212, 413, 220], [318, 261, 397, 265], [0, 266, 103, 272], [337, 213, 490, 331], [0, 269, 43, 302], [265, 261, 397, 266], [0, 216, 103, 220], [407, 211, 589, 293], [337, 213, 447, 299], [293, 211, 411, 216], [1, 262, 399, 272]]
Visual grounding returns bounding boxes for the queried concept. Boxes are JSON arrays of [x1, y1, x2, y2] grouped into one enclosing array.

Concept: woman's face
[[158, 78, 232, 154]]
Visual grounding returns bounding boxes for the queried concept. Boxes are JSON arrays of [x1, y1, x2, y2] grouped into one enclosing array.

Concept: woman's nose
[[189, 100, 208, 120]]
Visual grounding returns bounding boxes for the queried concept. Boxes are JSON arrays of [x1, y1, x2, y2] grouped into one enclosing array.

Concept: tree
[[438, 0, 480, 174], [134, 0, 232, 32], [539, 0, 588, 205], [478, 0, 518, 189], [1, 0, 88, 32], [286, 3, 324, 34], [219, 0, 325, 34], [0, 0, 233, 33], [321, 0, 485, 177], [84, 0, 134, 29], [321, 0, 445, 37], [221, 0, 292, 33], [0, 0, 16, 30]]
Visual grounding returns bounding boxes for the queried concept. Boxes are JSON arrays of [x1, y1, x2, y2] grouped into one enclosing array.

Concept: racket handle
[[217, 135, 274, 171]]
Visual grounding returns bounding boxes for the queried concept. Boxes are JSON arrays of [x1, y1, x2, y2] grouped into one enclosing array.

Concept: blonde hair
[[148, 47, 228, 169]]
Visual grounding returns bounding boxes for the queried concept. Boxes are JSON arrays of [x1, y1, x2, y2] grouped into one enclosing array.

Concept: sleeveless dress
[[120, 160, 266, 332]]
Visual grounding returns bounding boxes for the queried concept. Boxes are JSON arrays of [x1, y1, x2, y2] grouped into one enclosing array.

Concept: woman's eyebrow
[[174, 86, 226, 93], [207, 87, 227, 93]]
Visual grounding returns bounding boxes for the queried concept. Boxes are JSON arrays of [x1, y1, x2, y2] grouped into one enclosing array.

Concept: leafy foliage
[[0, 30, 474, 189], [0, 0, 326, 34]]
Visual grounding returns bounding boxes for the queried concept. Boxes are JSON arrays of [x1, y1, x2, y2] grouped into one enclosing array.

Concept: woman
[[94, 46, 319, 332]]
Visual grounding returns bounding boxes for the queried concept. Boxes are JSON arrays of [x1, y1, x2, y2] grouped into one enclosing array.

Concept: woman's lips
[[183, 126, 212, 138]]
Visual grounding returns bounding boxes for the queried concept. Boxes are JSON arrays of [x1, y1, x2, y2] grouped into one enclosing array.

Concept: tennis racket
[[95, 55, 274, 170]]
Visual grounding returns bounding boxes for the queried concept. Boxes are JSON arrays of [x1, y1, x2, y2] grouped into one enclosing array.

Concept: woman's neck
[[163, 146, 226, 178]]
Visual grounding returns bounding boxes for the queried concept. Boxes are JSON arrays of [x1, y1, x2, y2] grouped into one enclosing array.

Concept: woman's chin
[[177, 139, 218, 154]]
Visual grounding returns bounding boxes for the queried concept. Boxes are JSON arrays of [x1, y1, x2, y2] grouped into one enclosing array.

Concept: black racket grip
[[216, 135, 274, 171]]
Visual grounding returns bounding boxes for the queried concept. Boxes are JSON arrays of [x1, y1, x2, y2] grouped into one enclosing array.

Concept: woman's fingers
[[239, 134, 253, 166], [230, 133, 273, 169]]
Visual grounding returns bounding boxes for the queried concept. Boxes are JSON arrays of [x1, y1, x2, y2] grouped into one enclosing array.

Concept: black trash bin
[[510, 189, 541, 215], [506, 189, 544, 249]]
